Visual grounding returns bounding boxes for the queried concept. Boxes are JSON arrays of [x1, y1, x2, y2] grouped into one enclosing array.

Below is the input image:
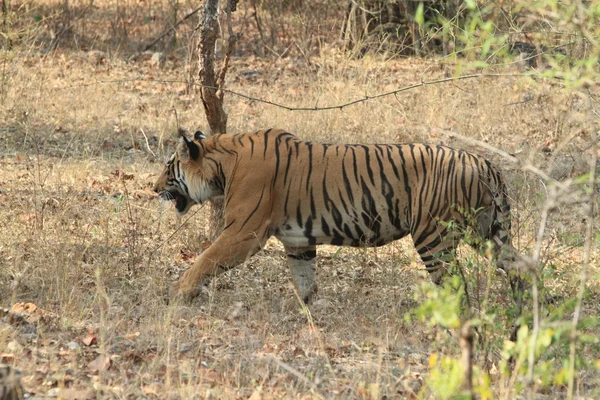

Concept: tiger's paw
[[169, 280, 202, 304], [297, 283, 318, 305], [304, 283, 318, 305], [282, 284, 319, 312]]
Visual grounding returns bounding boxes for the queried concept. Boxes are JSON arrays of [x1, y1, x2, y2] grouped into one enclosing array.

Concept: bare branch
[[53, 73, 596, 114], [216, 3, 241, 102], [139, 127, 156, 158]]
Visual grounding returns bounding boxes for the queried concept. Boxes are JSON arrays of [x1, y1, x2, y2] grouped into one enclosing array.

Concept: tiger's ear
[[177, 136, 200, 162], [194, 130, 207, 141]]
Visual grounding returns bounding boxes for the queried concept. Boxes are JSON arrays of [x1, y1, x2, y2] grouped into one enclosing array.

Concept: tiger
[[153, 128, 515, 303]]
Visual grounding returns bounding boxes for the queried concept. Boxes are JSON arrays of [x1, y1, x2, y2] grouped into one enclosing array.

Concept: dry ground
[[1, 3, 600, 399]]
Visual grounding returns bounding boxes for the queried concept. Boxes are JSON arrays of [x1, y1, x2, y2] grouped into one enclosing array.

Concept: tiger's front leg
[[284, 245, 318, 304], [172, 232, 266, 301]]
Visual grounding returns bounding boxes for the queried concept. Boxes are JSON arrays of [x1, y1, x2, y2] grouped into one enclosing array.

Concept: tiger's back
[[155, 129, 513, 301]]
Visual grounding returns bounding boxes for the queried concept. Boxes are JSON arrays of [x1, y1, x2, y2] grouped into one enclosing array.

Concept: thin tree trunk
[[194, 0, 238, 240], [196, 0, 228, 135]]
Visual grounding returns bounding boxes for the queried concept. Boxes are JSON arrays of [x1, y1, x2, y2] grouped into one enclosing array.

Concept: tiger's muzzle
[[157, 189, 193, 215]]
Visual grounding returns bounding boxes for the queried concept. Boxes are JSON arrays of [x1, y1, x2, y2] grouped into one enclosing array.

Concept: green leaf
[[415, 3, 425, 27], [574, 173, 590, 184]]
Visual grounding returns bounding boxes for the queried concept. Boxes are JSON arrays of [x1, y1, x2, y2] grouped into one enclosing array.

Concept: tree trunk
[[195, 0, 238, 240], [196, 0, 228, 135]]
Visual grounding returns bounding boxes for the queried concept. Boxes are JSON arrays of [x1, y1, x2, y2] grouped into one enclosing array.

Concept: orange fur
[[154, 129, 514, 302]]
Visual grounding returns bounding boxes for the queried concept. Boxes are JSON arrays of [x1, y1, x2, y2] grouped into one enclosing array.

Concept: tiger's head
[[153, 131, 223, 216]]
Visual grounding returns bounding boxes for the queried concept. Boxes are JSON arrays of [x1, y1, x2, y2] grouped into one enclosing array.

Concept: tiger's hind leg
[[475, 199, 525, 343], [284, 245, 318, 304], [474, 201, 523, 309], [474, 199, 516, 272], [412, 225, 459, 285], [416, 245, 457, 285]]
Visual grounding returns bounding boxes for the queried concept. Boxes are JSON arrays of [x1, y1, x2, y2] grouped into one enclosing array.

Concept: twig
[[216, 1, 241, 101], [143, 6, 203, 51], [503, 91, 554, 107], [172, 107, 180, 133], [140, 127, 156, 158], [251, 0, 264, 43], [48, 72, 599, 117], [567, 96, 597, 400]]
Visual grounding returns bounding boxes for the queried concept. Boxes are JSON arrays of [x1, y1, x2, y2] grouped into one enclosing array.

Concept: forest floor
[[1, 3, 600, 398]]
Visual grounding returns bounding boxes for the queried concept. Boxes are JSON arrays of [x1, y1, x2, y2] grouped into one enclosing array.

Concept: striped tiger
[[154, 129, 514, 302]]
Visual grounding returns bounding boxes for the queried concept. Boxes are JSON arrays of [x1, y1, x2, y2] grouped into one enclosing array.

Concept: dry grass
[[1, 1, 600, 399]]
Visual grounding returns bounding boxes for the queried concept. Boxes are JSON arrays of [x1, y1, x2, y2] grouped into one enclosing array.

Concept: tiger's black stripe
[[154, 128, 515, 297]]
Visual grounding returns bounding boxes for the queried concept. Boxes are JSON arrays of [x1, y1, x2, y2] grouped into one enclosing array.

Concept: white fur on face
[[186, 174, 218, 205]]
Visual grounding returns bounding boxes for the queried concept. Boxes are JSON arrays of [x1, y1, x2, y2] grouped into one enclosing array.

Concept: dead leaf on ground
[[81, 333, 97, 347], [88, 355, 111, 373], [248, 389, 262, 400], [177, 248, 197, 263], [124, 332, 140, 341], [142, 384, 161, 396], [56, 387, 96, 400], [292, 346, 306, 358], [19, 213, 35, 222], [0, 354, 16, 363], [197, 367, 225, 385], [132, 188, 156, 199], [9, 302, 58, 324], [110, 170, 134, 181]]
